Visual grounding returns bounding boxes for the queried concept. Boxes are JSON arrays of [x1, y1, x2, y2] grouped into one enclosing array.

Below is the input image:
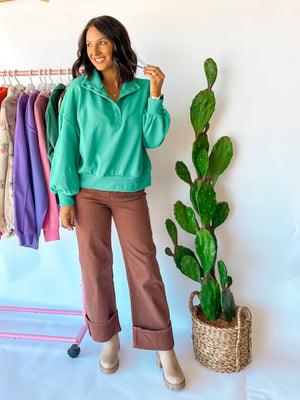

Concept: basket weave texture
[[189, 291, 252, 373]]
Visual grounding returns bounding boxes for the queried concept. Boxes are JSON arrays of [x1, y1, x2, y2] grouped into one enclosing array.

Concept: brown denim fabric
[[74, 188, 174, 350]]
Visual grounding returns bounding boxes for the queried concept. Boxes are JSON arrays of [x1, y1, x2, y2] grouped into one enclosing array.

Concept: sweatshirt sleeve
[[142, 97, 171, 149], [13, 94, 37, 248], [50, 99, 80, 206], [45, 96, 58, 166]]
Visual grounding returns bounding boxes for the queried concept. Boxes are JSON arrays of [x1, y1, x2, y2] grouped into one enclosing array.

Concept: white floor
[[0, 312, 299, 400]]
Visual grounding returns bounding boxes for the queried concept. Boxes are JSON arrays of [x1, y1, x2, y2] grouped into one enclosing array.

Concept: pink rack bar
[[0, 68, 87, 356], [0, 284, 88, 354], [0, 69, 72, 77], [0, 306, 83, 315], [0, 325, 87, 344]]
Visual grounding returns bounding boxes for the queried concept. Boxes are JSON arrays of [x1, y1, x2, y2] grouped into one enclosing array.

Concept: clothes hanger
[[6, 70, 14, 88], [1, 70, 9, 88], [37, 69, 47, 92], [0, 71, 5, 87], [67, 67, 72, 84], [25, 69, 36, 95], [59, 69, 65, 85], [42, 69, 48, 93], [13, 70, 25, 91], [46, 68, 57, 93]]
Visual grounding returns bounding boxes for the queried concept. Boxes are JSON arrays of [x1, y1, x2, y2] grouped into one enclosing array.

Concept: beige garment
[[0, 86, 23, 237]]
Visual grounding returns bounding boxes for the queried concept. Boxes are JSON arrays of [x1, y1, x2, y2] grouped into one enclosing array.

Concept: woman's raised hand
[[143, 65, 165, 98]]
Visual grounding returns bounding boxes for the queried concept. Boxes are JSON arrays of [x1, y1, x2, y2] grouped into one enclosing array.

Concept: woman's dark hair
[[72, 15, 137, 84]]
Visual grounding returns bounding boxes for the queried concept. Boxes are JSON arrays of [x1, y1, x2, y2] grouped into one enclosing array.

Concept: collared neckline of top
[[81, 68, 141, 101]]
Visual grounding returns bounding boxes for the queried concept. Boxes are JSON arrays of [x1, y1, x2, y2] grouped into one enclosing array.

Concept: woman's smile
[[86, 26, 114, 74]]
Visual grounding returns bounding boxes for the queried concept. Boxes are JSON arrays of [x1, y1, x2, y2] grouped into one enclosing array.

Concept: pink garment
[[34, 92, 60, 242]]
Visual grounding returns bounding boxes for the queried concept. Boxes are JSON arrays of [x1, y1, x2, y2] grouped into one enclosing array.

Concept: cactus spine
[[165, 58, 235, 322]]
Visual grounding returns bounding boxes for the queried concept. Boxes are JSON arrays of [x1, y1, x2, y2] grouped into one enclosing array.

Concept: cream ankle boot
[[99, 333, 120, 374], [156, 349, 185, 390]]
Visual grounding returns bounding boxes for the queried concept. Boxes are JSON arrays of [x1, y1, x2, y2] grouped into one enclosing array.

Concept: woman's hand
[[59, 205, 75, 231], [144, 65, 165, 98]]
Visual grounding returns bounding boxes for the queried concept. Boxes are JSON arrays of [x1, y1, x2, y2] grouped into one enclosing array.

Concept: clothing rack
[[0, 68, 72, 77], [0, 68, 87, 358]]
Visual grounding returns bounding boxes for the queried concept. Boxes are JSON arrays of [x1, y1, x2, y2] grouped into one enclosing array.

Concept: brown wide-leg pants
[[74, 188, 174, 350]]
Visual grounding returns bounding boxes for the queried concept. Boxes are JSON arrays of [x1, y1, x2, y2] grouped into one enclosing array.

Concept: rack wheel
[[67, 344, 81, 358]]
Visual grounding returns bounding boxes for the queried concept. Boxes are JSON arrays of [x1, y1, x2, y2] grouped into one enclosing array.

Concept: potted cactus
[[165, 58, 252, 373]]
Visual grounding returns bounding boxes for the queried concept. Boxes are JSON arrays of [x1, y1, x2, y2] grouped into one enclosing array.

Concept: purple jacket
[[13, 90, 48, 249]]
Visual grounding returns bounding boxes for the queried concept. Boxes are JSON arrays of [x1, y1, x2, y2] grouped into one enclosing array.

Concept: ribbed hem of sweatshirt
[[43, 227, 60, 242], [56, 171, 151, 206], [80, 171, 151, 193]]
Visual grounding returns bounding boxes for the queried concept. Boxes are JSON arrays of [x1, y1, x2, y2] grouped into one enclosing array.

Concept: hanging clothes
[[0, 87, 8, 106], [0, 86, 10, 236], [1, 72, 69, 247], [45, 83, 66, 166], [0, 86, 23, 237], [25, 90, 49, 248], [0, 89, 9, 235], [13, 90, 49, 249], [34, 92, 60, 242], [13, 92, 35, 247]]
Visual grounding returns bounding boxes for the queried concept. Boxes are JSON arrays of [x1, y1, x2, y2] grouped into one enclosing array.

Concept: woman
[[50, 15, 185, 390]]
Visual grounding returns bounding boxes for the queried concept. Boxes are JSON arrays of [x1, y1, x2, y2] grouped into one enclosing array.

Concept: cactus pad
[[192, 134, 209, 176], [165, 218, 178, 246], [190, 89, 215, 134], [174, 201, 199, 234], [174, 245, 196, 272], [217, 260, 228, 287], [212, 202, 230, 228], [175, 161, 192, 185], [196, 149, 209, 177], [195, 229, 216, 275], [181, 255, 202, 282], [206, 136, 233, 184], [221, 288, 236, 322], [200, 278, 221, 321], [204, 58, 218, 89]]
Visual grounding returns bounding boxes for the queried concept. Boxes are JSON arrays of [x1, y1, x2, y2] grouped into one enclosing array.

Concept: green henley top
[[49, 69, 170, 206]]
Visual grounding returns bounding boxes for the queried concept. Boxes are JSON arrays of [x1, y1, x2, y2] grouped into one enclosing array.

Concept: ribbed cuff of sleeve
[[43, 227, 60, 242], [17, 233, 38, 250], [147, 97, 164, 115], [58, 193, 75, 206]]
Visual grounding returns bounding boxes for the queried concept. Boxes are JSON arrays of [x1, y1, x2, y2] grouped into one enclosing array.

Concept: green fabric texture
[[50, 69, 170, 206], [45, 83, 66, 165]]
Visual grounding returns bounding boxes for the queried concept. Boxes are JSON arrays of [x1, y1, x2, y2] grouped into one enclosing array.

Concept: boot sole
[[99, 358, 119, 374], [156, 353, 186, 391], [99, 338, 120, 374]]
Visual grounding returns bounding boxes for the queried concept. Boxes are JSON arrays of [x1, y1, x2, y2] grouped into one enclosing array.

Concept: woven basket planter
[[189, 291, 252, 373]]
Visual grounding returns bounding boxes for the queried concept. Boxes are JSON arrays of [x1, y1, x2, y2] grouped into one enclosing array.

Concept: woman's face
[[86, 26, 114, 74]]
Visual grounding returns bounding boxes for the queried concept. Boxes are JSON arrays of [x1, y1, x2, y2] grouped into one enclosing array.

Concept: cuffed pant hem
[[85, 311, 121, 343], [132, 324, 174, 350]]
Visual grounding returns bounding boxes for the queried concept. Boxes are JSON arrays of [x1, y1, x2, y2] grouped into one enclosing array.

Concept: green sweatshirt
[[49, 69, 170, 206], [45, 83, 66, 165]]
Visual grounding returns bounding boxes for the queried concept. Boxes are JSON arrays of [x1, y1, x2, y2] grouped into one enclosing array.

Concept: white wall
[[1, 0, 299, 357]]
